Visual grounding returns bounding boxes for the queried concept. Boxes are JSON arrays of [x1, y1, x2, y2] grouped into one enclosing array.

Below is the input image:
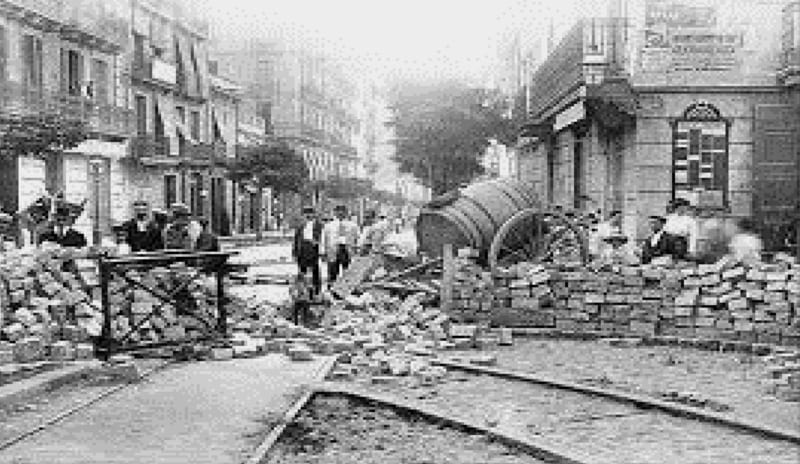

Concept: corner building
[[520, 0, 799, 251]]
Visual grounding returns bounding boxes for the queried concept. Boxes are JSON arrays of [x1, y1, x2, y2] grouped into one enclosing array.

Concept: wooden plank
[[440, 243, 455, 313], [330, 255, 379, 298]]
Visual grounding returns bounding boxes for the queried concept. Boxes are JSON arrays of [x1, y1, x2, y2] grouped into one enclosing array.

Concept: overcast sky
[[198, 0, 610, 82]]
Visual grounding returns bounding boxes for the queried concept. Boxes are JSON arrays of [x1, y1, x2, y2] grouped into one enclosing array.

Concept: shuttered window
[[22, 34, 43, 90]]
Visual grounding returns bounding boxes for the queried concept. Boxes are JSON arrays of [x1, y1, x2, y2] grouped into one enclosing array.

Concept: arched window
[[671, 102, 730, 209]]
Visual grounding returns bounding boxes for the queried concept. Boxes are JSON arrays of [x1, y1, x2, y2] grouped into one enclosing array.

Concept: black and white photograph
[[0, 0, 798, 462]]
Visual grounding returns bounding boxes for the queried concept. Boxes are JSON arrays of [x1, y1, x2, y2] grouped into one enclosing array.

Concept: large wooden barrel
[[416, 179, 540, 258]]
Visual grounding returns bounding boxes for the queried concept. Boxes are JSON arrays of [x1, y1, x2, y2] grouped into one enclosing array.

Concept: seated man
[[641, 215, 677, 264]]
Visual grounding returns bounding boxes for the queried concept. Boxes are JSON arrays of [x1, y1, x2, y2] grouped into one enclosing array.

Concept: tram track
[[0, 359, 172, 453], [260, 356, 800, 464]]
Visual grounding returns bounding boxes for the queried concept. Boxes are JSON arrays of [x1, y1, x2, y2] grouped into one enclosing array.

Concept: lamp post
[[88, 159, 104, 246]]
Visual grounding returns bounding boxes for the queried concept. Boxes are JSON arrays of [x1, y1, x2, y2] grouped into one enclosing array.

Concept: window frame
[[670, 102, 732, 212]]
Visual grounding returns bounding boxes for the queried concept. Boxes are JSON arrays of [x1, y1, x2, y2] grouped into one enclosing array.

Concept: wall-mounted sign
[[152, 59, 177, 85], [554, 101, 585, 132], [640, 0, 744, 74]]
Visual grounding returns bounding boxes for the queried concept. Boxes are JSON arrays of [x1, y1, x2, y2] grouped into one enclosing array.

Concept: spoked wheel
[[488, 209, 589, 273]]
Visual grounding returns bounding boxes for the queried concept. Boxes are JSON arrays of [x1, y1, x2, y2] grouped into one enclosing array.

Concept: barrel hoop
[[487, 183, 522, 212], [460, 195, 500, 238], [438, 206, 483, 247], [497, 181, 537, 209]]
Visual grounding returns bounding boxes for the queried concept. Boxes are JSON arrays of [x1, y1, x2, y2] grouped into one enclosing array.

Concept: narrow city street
[[1, 0, 799, 463]]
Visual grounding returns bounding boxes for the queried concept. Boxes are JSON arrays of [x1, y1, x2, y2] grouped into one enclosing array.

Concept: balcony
[[189, 142, 229, 166], [527, 17, 629, 121], [132, 58, 178, 88], [780, 2, 800, 86], [128, 135, 171, 161], [0, 82, 133, 139]]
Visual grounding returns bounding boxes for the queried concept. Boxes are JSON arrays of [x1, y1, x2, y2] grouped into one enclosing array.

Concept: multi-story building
[[0, 0, 132, 244], [518, 0, 799, 251], [124, 0, 236, 235], [214, 39, 362, 209]]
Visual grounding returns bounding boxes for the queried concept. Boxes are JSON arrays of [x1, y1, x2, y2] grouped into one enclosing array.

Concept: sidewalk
[[0, 354, 335, 464]]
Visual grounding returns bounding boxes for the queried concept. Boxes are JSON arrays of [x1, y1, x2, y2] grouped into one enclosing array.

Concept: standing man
[[122, 200, 161, 252], [292, 206, 323, 296], [641, 215, 676, 264], [162, 203, 193, 250], [322, 204, 359, 284]]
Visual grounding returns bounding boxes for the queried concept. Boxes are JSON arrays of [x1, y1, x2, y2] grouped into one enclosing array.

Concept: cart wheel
[[488, 209, 589, 273]]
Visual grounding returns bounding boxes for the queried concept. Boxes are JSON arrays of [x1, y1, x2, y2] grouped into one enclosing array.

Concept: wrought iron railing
[[129, 135, 172, 159], [0, 82, 133, 137]]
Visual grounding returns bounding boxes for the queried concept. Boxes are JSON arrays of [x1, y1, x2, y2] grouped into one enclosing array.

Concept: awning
[[155, 93, 176, 142], [177, 35, 197, 95], [585, 77, 637, 129], [212, 109, 224, 143]]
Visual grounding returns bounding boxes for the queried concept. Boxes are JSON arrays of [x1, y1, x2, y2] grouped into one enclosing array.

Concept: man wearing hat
[[163, 203, 193, 250], [322, 204, 359, 284], [642, 215, 676, 264], [293, 206, 324, 296], [122, 200, 162, 252], [38, 203, 87, 248]]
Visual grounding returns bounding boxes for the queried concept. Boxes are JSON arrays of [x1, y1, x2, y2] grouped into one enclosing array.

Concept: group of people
[[588, 198, 764, 265], [114, 200, 219, 254], [292, 204, 394, 300]]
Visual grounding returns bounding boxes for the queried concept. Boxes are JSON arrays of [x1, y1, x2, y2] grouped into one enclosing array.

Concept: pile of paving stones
[[763, 349, 800, 401], [492, 255, 800, 345], [220, 289, 504, 383], [0, 245, 101, 364], [107, 263, 222, 345]]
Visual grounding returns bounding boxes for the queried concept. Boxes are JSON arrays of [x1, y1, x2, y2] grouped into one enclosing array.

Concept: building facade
[[519, 0, 799, 252], [0, 0, 133, 244], [124, 0, 235, 234], [214, 40, 362, 213]]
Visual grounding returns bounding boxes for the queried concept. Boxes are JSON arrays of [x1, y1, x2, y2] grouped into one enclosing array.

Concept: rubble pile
[[226, 289, 505, 384], [106, 263, 224, 345], [491, 256, 799, 346], [764, 350, 800, 402], [0, 245, 99, 363]]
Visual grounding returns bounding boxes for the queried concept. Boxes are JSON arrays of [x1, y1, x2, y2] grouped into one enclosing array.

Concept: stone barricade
[[487, 258, 799, 346]]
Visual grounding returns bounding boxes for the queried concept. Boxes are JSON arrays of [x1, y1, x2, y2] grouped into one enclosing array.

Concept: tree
[[227, 140, 309, 239], [387, 80, 516, 196], [0, 110, 89, 160]]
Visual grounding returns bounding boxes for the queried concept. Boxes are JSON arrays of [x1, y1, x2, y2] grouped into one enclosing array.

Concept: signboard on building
[[554, 102, 585, 132], [640, 0, 744, 74]]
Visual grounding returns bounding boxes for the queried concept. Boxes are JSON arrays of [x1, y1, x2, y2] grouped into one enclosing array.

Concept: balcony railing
[[132, 58, 178, 87], [128, 135, 171, 160], [0, 82, 133, 138], [527, 17, 628, 120]]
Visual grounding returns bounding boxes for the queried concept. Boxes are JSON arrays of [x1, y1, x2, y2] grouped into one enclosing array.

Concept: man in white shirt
[[664, 198, 697, 259], [322, 204, 359, 283]]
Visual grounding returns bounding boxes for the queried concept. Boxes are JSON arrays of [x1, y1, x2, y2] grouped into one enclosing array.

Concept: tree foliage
[[0, 110, 89, 159], [228, 140, 309, 192], [315, 176, 373, 199], [387, 80, 516, 195]]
